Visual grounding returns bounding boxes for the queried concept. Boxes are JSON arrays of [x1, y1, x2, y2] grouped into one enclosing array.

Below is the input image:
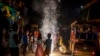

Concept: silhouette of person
[[9, 23, 19, 56], [44, 33, 52, 56]]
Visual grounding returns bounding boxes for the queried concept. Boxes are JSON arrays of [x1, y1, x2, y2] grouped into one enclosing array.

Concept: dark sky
[[59, 0, 100, 24], [59, 0, 91, 25], [60, 0, 91, 8], [89, 1, 100, 19], [21, 0, 100, 25], [21, 0, 99, 18]]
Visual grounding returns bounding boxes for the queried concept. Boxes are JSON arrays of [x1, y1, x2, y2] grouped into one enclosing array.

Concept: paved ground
[[8, 51, 72, 56], [20, 52, 71, 56], [8, 47, 72, 56]]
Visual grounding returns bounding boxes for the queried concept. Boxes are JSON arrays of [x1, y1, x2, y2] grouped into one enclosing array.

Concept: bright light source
[[74, 50, 78, 53], [81, 5, 83, 8], [40, 0, 59, 54], [59, 44, 67, 53], [92, 52, 95, 55]]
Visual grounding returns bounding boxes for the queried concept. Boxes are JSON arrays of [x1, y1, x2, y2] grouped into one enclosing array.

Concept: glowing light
[[74, 50, 78, 53], [92, 52, 95, 55], [59, 36, 67, 53], [81, 5, 83, 9], [40, 0, 59, 55]]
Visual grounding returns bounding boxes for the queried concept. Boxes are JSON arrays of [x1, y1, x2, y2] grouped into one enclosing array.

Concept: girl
[[35, 33, 44, 56]]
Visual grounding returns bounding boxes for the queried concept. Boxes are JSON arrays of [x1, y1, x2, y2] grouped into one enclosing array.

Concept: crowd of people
[[1, 21, 53, 56], [0, 9, 63, 56]]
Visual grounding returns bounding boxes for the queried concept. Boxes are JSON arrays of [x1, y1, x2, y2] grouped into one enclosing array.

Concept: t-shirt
[[9, 31, 18, 47], [22, 34, 28, 44]]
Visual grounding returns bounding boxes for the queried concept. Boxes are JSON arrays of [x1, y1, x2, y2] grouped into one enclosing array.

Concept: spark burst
[[40, 0, 59, 55]]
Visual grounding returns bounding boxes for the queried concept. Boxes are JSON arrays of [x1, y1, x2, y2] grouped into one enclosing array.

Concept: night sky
[[89, 1, 100, 19], [21, 0, 100, 25], [60, 0, 100, 26], [58, 0, 91, 26]]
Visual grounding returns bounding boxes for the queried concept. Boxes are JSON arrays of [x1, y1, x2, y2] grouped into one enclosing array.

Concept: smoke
[[32, 0, 45, 14], [40, 0, 59, 54], [40, 0, 58, 40], [32, 0, 60, 54]]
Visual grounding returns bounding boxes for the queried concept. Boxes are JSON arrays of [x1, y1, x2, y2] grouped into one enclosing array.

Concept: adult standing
[[0, 10, 9, 56], [22, 30, 28, 56], [2, 28, 9, 56], [9, 23, 19, 56]]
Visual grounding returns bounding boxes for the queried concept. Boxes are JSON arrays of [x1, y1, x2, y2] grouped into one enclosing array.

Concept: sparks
[[40, 0, 59, 55]]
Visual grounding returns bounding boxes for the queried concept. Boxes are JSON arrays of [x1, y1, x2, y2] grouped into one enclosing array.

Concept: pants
[[44, 49, 51, 56], [22, 44, 27, 56]]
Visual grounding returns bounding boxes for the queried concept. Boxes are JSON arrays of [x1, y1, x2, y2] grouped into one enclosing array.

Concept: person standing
[[0, 10, 9, 56], [22, 30, 28, 56], [33, 30, 39, 53], [44, 33, 52, 56], [35, 33, 44, 56], [2, 28, 9, 56], [9, 23, 19, 56]]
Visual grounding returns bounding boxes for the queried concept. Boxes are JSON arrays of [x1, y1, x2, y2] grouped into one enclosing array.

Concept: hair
[[37, 33, 42, 40], [47, 33, 51, 38], [12, 23, 18, 32]]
